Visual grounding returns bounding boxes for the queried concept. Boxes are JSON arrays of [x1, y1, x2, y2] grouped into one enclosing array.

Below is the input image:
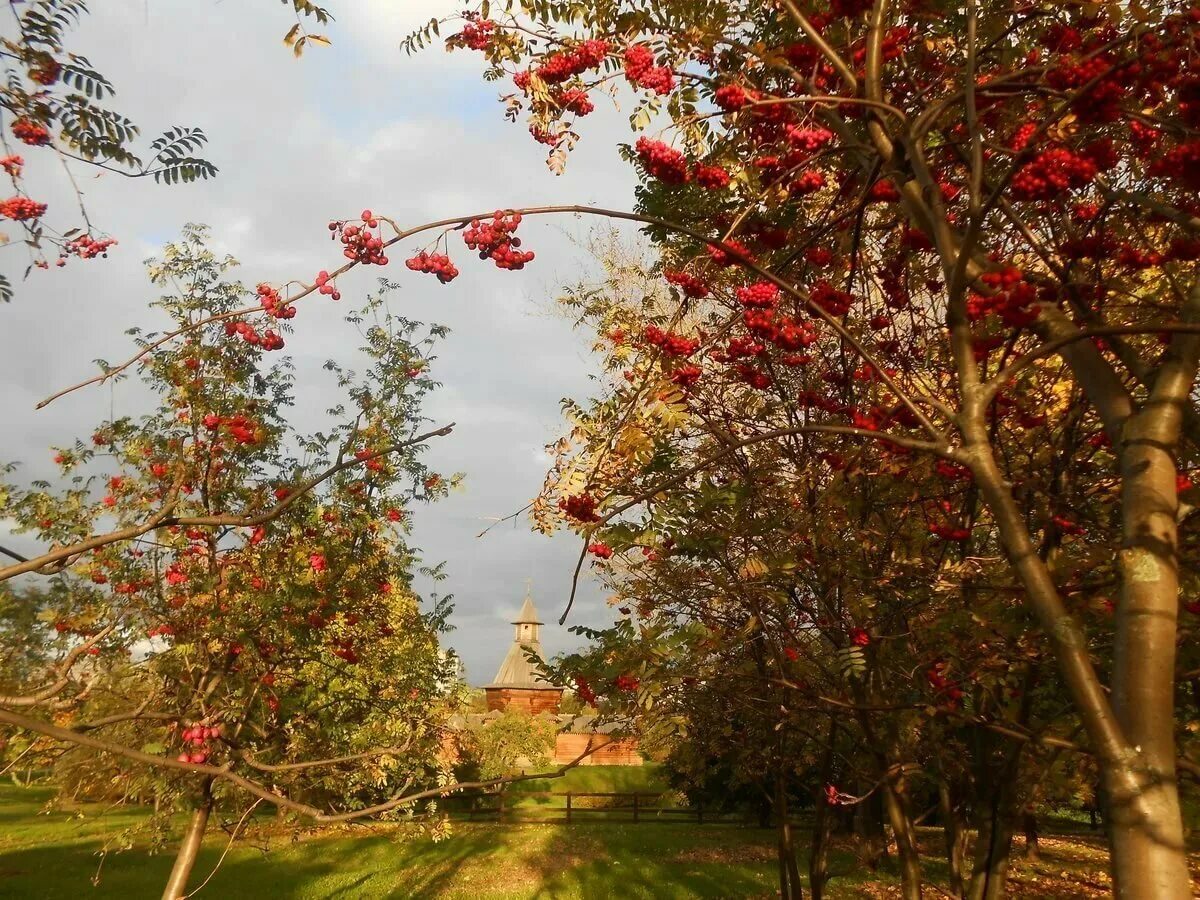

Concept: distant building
[[483, 596, 564, 715], [459, 591, 642, 766]]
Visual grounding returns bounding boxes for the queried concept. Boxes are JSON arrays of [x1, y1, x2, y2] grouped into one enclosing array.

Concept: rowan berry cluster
[[663, 270, 710, 298], [623, 45, 675, 95], [405, 251, 460, 282], [535, 39, 609, 83], [455, 18, 495, 51], [559, 493, 600, 522], [736, 364, 772, 389], [1011, 147, 1098, 200], [644, 324, 700, 357], [311, 269, 341, 301], [147, 623, 174, 639], [256, 282, 297, 318], [574, 677, 597, 705], [789, 169, 826, 195], [929, 523, 971, 541], [224, 319, 284, 351], [588, 541, 613, 559], [63, 233, 116, 260], [714, 84, 751, 111], [1149, 140, 1200, 191], [693, 163, 731, 189], [176, 723, 221, 765], [707, 239, 752, 266], [671, 363, 703, 388], [967, 267, 1040, 327], [11, 118, 49, 146], [29, 58, 61, 85], [785, 126, 835, 153], [810, 280, 854, 316], [329, 210, 388, 266], [736, 282, 780, 308], [0, 196, 46, 220], [0, 155, 22, 177], [463, 211, 534, 269], [615, 674, 640, 692], [635, 137, 689, 184], [557, 87, 594, 116]]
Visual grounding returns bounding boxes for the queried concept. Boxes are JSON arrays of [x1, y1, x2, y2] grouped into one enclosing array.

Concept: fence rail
[[444, 790, 740, 825]]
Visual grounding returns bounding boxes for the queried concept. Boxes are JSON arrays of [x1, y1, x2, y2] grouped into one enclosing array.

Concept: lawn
[[0, 780, 1194, 898]]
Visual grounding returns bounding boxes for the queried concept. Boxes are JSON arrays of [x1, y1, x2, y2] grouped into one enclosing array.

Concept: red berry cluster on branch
[[670, 363, 703, 388], [714, 84, 751, 111], [224, 319, 284, 351], [307, 269, 340, 301], [644, 324, 700, 357], [257, 282, 297, 318], [0, 196, 46, 220], [62, 233, 116, 260], [559, 493, 600, 522], [0, 155, 23, 177], [785, 126, 835, 153], [1149, 140, 1200, 191], [557, 87, 594, 117], [454, 18, 495, 51], [810, 281, 854, 316], [588, 541, 613, 559], [463, 211, 534, 269], [635, 137, 689, 184], [663, 270, 710, 298], [693, 163, 731, 189], [28, 55, 61, 85], [11, 118, 49, 146], [736, 282, 780, 308], [176, 723, 221, 765], [405, 251, 460, 282], [707, 239, 752, 267], [329, 210, 389, 266], [1011, 147, 1098, 200], [623, 45, 675, 95], [535, 39, 609, 83]]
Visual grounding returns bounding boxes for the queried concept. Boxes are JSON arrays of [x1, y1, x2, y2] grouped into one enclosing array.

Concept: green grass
[[0, 782, 886, 899], [4, 781, 1181, 898], [508, 763, 670, 795]]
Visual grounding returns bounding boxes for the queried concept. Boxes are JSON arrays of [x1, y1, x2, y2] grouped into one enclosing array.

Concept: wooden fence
[[445, 791, 737, 825]]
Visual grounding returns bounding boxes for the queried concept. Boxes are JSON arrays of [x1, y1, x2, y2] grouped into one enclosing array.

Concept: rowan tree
[[0, 226, 466, 898]]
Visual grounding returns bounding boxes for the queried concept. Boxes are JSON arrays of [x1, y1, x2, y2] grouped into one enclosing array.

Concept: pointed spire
[[514, 590, 543, 625]]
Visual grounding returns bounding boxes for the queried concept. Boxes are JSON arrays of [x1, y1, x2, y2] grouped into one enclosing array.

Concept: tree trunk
[[966, 800, 1015, 900], [775, 775, 803, 900], [938, 780, 967, 897], [1107, 306, 1199, 899], [809, 717, 838, 900], [966, 424, 1193, 900], [161, 778, 213, 900], [881, 782, 922, 900], [1021, 811, 1039, 861]]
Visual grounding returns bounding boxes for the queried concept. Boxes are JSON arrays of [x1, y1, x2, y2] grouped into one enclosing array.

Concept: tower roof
[[485, 641, 560, 691], [513, 595, 543, 625], [485, 592, 560, 691]]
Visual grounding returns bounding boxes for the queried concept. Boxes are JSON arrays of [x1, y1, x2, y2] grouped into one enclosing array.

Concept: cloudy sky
[[0, 1, 642, 684]]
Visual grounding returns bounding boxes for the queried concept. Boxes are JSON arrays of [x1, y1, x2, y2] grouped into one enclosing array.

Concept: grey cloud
[[1, 0, 640, 684]]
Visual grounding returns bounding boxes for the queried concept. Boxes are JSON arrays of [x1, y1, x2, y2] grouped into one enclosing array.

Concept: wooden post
[[498, 791, 505, 823], [566, 792, 572, 824], [633, 793, 640, 824]]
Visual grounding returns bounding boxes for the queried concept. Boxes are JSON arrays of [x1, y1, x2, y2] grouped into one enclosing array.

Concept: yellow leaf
[[283, 23, 300, 46], [739, 555, 768, 579], [307, 34, 332, 47]]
